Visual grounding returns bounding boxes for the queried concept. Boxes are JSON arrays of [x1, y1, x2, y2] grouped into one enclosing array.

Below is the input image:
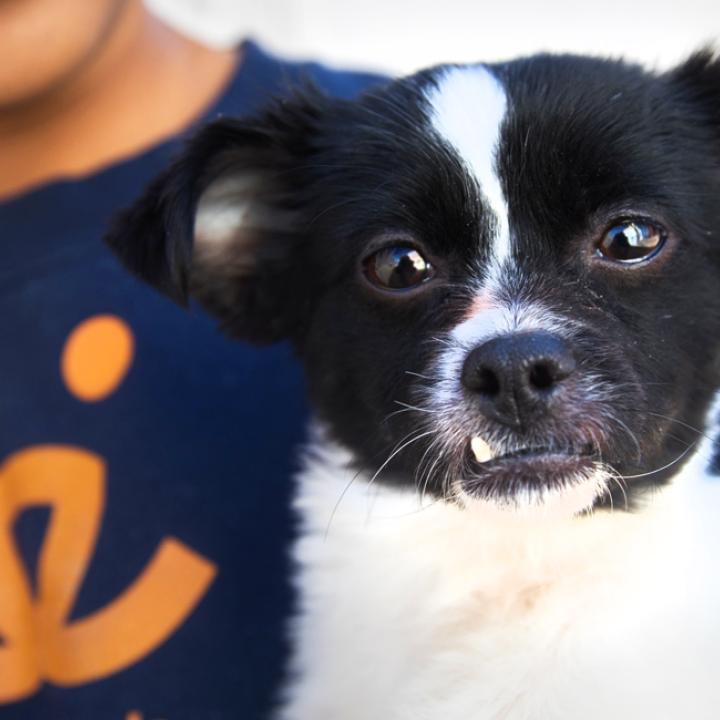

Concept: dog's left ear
[[106, 91, 329, 343], [668, 50, 720, 129]]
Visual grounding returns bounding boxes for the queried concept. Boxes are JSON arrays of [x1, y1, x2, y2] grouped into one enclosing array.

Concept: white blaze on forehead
[[425, 65, 511, 265]]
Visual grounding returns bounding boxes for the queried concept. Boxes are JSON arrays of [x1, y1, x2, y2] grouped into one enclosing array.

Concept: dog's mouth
[[461, 435, 598, 502]]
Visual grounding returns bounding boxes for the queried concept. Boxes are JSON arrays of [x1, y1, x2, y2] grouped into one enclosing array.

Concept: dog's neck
[[282, 402, 720, 719]]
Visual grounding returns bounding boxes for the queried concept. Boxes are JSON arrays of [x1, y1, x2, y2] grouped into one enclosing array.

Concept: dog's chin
[[457, 439, 610, 518]]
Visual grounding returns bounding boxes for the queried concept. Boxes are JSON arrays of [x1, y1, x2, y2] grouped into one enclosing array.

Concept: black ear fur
[[105, 89, 330, 342], [107, 119, 264, 305], [668, 49, 720, 130]]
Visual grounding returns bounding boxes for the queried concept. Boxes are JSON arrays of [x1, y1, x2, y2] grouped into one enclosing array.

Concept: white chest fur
[[278, 429, 720, 720]]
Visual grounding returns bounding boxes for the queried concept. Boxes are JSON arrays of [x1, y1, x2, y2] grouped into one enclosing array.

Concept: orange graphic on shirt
[[0, 315, 218, 704], [61, 315, 135, 402]]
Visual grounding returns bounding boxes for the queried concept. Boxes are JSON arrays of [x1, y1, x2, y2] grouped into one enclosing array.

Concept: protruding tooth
[[471, 436, 493, 463]]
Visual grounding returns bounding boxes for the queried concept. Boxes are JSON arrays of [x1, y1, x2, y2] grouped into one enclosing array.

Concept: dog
[[106, 49, 720, 719]]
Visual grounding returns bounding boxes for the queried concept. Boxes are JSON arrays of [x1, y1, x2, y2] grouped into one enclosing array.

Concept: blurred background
[[148, 0, 720, 75]]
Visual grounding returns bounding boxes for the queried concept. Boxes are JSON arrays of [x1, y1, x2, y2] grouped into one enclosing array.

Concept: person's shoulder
[[214, 39, 390, 118]]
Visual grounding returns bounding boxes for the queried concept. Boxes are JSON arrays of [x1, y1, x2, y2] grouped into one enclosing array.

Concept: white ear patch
[[425, 66, 511, 267], [193, 172, 294, 274], [194, 174, 262, 257]]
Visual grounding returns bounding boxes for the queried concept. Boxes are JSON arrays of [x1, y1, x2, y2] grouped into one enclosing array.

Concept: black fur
[[106, 50, 720, 508]]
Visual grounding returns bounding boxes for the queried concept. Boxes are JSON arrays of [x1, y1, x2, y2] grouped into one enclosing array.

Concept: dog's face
[[107, 52, 720, 515]]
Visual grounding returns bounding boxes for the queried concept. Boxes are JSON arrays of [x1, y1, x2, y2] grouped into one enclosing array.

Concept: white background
[[147, 0, 720, 75]]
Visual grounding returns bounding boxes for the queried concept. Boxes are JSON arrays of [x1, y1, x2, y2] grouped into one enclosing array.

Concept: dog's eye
[[363, 246, 434, 290], [596, 221, 666, 263]]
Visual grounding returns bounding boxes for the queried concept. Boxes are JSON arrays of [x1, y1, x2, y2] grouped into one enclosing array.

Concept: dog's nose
[[461, 331, 576, 428]]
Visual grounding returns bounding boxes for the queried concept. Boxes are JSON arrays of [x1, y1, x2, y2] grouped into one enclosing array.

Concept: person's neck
[[0, 2, 238, 199]]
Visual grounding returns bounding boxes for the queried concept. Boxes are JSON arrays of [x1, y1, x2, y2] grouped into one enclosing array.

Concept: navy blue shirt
[[0, 42, 384, 719]]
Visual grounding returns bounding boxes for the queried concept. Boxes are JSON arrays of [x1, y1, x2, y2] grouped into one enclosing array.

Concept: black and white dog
[[107, 50, 720, 719]]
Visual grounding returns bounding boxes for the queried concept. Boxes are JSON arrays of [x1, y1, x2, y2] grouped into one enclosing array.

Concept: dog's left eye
[[596, 221, 666, 263], [363, 246, 435, 290]]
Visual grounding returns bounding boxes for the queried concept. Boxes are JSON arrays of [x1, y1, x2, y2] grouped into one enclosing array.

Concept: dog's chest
[[279, 441, 720, 720]]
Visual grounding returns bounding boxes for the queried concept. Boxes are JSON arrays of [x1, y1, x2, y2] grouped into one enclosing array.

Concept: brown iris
[[363, 246, 434, 290], [597, 221, 666, 263]]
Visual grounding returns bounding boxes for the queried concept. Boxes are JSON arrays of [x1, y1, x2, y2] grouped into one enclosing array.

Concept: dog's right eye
[[363, 246, 435, 291], [596, 220, 666, 264]]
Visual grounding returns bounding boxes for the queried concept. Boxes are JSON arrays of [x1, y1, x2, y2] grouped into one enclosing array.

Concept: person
[[0, 1, 384, 717]]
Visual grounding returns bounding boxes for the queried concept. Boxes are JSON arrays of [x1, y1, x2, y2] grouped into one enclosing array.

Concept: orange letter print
[[0, 446, 217, 703]]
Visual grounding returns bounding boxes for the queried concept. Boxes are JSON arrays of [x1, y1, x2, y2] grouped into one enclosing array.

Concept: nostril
[[476, 367, 501, 397], [526, 347, 576, 393], [528, 362, 555, 391]]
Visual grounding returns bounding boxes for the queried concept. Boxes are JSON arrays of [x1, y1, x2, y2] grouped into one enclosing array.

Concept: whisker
[[414, 432, 442, 490], [429, 335, 455, 349], [604, 464, 629, 511], [607, 416, 642, 463], [324, 427, 430, 538], [405, 370, 434, 381], [421, 451, 447, 504], [365, 430, 436, 491], [394, 400, 438, 415], [381, 406, 417, 423], [622, 441, 698, 480], [644, 411, 712, 441]]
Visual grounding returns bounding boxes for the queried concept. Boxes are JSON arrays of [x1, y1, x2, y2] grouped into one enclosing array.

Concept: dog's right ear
[[668, 49, 720, 134], [106, 91, 328, 343]]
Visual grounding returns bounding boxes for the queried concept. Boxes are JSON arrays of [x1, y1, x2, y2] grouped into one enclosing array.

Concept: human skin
[[0, 0, 238, 198]]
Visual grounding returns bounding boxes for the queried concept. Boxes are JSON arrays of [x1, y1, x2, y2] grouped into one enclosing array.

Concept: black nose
[[461, 331, 576, 429]]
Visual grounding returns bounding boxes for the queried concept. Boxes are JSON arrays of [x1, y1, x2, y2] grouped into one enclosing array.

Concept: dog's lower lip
[[462, 439, 596, 497], [466, 438, 595, 466], [475, 447, 575, 464]]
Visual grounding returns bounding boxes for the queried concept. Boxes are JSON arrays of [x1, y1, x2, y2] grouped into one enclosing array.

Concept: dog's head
[[107, 51, 720, 515]]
